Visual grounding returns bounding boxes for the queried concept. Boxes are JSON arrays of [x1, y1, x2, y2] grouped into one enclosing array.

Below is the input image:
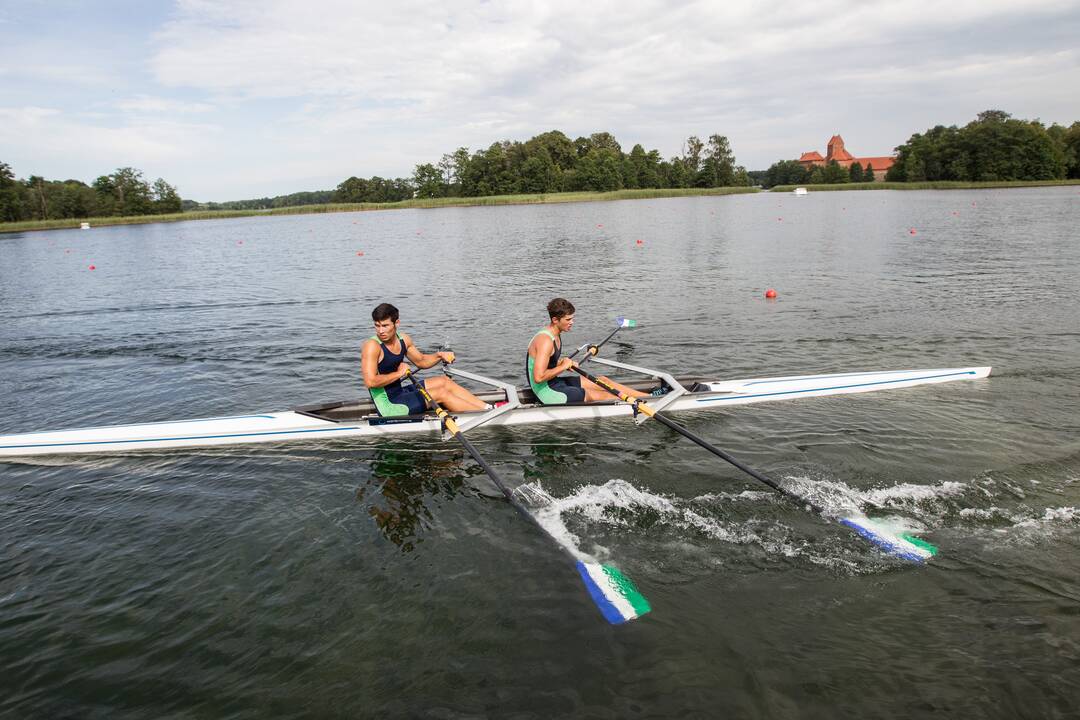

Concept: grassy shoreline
[[0, 186, 758, 234], [770, 179, 1080, 192]]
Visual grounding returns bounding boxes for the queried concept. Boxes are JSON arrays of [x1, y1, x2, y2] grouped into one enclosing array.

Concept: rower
[[362, 303, 488, 416], [526, 298, 649, 404]]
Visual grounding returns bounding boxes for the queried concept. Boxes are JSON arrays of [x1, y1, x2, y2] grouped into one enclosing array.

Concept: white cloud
[[0, 105, 220, 180], [6, 0, 1080, 199], [114, 95, 215, 114]]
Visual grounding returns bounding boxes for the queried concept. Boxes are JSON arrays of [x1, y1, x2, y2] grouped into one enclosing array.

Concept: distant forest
[[6, 112, 1079, 223], [0, 165, 181, 222], [330, 131, 751, 203], [763, 111, 1080, 187]]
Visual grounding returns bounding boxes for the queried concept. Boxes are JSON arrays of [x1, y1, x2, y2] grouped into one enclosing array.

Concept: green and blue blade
[[840, 515, 938, 563], [576, 561, 651, 624], [615, 316, 637, 328]]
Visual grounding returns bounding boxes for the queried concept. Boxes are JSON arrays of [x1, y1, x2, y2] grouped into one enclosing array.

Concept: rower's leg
[[582, 374, 649, 401], [443, 378, 489, 411], [424, 376, 487, 412]]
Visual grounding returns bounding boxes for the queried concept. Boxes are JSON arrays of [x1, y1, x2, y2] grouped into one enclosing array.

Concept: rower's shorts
[[373, 380, 428, 417], [537, 376, 585, 404]]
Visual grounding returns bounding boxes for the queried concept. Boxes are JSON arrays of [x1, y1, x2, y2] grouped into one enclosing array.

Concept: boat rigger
[[0, 364, 991, 458]]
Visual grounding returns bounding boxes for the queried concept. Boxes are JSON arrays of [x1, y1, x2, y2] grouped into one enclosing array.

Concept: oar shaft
[[408, 374, 515, 504], [568, 326, 621, 361], [569, 365, 822, 512], [405, 370, 653, 620]]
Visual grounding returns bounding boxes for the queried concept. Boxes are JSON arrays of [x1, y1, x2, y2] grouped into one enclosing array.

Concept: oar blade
[[615, 316, 637, 328], [576, 561, 651, 624], [839, 517, 938, 563]]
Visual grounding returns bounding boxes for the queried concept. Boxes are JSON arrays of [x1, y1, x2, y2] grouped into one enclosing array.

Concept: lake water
[[2, 188, 1078, 719]]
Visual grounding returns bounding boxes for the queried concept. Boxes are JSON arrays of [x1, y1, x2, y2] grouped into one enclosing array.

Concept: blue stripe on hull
[[0, 425, 363, 451]]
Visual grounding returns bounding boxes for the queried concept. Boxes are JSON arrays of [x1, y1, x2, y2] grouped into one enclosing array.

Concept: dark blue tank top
[[374, 334, 408, 390]]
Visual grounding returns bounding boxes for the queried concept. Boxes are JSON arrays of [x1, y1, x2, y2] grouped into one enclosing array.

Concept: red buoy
[[765, 288, 777, 299], [88, 265, 96, 271], [357, 251, 364, 256], [909, 228, 917, 235], [635, 239, 643, 245]]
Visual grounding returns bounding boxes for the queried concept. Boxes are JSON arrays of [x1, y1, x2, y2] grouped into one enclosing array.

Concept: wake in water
[[514, 468, 1079, 569], [516, 477, 880, 570]]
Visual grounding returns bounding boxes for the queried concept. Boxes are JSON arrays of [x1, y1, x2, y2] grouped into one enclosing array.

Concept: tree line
[[762, 158, 880, 188], [332, 131, 751, 203], [0, 164, 182, 222], [181, 190, 335, 212], [761, 110, 1080, 187], [885, 110, 1080, 182]]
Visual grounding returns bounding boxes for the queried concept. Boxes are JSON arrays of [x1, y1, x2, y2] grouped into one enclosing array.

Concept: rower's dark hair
[[372, 303, 399, 322], [547, 297, 575, 320]]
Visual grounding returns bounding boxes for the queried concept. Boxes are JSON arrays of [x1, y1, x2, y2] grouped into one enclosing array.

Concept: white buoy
[[80, 222, 91, 230], [793, 187, 808, 196]]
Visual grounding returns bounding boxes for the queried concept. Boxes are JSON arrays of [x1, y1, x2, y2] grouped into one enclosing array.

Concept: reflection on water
[[358, 444, 470, 552]]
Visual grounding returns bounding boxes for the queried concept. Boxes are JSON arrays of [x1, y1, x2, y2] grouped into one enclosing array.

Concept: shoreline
[[4, 179, 1078, 234], [770, 179, 1080, 192], [0, 186, 757, 234]]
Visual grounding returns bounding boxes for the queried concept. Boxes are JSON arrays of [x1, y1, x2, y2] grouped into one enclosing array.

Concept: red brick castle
[[798, 135, 895, 180]]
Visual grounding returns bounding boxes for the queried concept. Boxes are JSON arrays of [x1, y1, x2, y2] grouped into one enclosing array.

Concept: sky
[[2, 0, 1079, 202]]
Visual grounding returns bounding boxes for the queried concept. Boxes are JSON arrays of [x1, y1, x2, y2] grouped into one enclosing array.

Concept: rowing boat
[[0, 365, 991, 458]]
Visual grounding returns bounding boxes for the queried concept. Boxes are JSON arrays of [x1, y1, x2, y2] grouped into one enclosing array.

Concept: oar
[[568, 365, 938, 563], [567, 316, 637, 361], [403, 370, 651, 624]]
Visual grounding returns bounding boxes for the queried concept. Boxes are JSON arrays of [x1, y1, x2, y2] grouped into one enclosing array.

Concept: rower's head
[[547, 297, 575, 333], [371, 303, 400, 342]]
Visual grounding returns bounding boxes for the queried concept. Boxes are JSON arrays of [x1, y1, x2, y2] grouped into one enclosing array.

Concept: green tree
[[575, 148, 623, 191], [697, 134, 736, 187], [525, 130, 577, 173], [587, 132, 622, 155], [822, 160, 848, 184], [863, 163, 875, 182], [0, 161, 27, 221], [763, 160, 809, 187], [848, 162, 864, 182], [151, 178, 182, 213], [1063, 122, 1080, 178], [25, 175, 50, 219], [807, 165, 825, 184], [683, 136, 704, 177], [412, 163, 445, 198], [519, 151, 560, 192]]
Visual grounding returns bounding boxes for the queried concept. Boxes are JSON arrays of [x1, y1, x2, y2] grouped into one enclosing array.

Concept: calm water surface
[[2, 188, 1079, 718]]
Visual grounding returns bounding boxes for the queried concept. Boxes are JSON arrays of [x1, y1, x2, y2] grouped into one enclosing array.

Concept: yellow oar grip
[[443, 416, 461, 435], [636, 402, 656, 417]]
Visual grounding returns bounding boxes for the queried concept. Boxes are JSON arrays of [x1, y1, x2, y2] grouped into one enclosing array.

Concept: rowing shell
[[0, 367, 991, 458]]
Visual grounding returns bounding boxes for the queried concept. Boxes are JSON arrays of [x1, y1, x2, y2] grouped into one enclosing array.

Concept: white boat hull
[[0, 367, 991, 457]]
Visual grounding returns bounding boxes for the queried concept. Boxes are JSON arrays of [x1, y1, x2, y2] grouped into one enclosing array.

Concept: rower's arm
[[531, 336, 573, 383], [361, 339, 408, 388], [403, 334, 454, 369]]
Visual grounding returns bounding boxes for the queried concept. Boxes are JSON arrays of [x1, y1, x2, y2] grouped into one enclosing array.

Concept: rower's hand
[[397, 364, 411, 380], [556, 357, 576, 373], [436, 351, 455, 364]]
